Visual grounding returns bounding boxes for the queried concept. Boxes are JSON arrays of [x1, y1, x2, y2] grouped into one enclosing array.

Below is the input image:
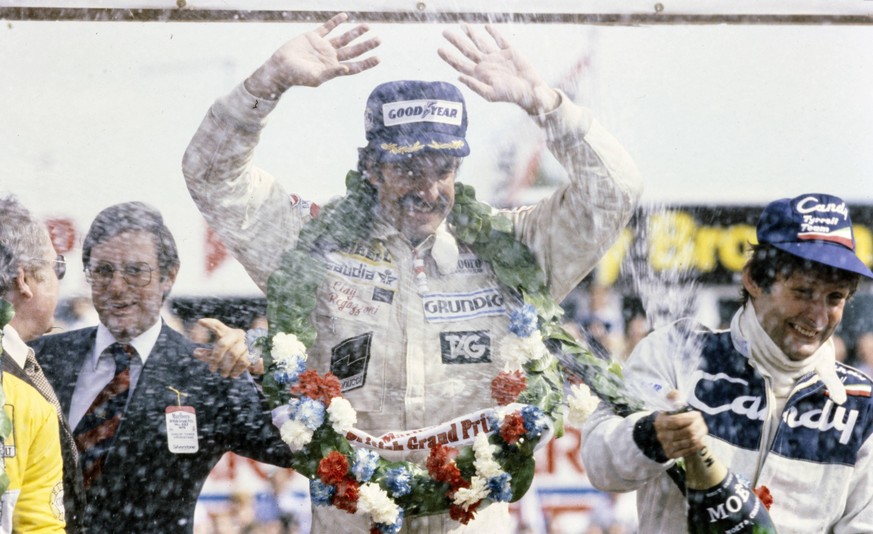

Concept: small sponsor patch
[[382, 99, 464, 127], [51, 481, 65, 521], [331, 333, 373, 392], [372, 287, 395, 304], [324, 252, 399, 290], [453, 252, 486, 275], [341, 241, 393, 264], [288, 194, 320, 218], [440, 331, 492, 364], [422, 287, 506, 323]]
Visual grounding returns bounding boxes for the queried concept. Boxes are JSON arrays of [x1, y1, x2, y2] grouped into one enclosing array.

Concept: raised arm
[[245, 12, 381, 99], [438, 24, 560, 115], [441, 24, 642, 301], [182, 13, 380, 291]]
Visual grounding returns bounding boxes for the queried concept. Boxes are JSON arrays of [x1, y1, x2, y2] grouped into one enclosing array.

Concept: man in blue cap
[[184, 12, 642, 532], [582, 193, 873, 532]]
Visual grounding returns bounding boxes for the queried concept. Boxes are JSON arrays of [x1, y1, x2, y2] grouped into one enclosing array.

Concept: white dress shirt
[[68, 320, 162, 430]]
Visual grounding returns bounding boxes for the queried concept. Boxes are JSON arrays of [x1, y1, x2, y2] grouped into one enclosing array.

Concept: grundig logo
[[422, 287, 505, 323], [382, 99, 464, 127]]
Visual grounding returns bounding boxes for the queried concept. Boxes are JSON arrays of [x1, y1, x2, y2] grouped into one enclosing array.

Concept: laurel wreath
[[257, 172, 643, 530]]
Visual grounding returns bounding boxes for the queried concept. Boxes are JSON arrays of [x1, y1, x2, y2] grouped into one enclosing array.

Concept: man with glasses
[[30, 201, 294, 532], [0, 194, 76, 532]]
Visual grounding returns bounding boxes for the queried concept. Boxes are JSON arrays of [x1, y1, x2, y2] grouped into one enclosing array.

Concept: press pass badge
[[166, 387, 198, 454]]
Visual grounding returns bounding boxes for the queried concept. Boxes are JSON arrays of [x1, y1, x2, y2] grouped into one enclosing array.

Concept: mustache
[[399, 192, 450, 213]]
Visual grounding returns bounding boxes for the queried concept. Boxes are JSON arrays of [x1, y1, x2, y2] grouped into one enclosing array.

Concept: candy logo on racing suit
[[689, 367, 865, 463], [330, 333, 373, 392], [439, 330, 491, 364]]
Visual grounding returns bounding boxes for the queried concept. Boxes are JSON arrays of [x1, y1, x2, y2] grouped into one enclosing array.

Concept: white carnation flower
[[567, 383, 601, 426], [500, 330, 549, 371], [357, 482, 400, 525], [279, 419, 314, 451], [326, 397, 357, 434], [452, 475, 489, 509], [272, 332, 308, 364], [472, 432, 503, 479]]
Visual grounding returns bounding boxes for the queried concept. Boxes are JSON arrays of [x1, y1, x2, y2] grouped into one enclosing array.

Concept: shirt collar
[[369, 211, 460, 275], [93, 319, 162, 369], [2, 324, 29, 369]]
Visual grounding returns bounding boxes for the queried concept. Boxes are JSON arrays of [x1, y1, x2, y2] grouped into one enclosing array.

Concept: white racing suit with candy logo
[[183, 82, 642, 533], [581, 316, 873, 534]]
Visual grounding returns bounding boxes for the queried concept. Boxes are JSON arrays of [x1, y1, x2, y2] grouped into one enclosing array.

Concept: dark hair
[[741, 243, 861, 302], [82, 201, 180, 279]]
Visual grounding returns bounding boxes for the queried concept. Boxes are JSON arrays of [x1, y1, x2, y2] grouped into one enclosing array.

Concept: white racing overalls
[[183, 81, 642, 533]]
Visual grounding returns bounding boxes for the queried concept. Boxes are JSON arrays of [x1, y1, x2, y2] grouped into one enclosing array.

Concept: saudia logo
[[689, 370, 859, 445], [382, 99, 463, 127]]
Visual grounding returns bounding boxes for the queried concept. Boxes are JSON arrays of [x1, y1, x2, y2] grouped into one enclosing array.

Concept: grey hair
[[0, 195, 52, 295], [82, 201, 180, 280]]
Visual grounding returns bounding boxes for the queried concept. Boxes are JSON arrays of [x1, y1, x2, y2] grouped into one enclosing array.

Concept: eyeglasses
[[85, 262, 154, 288], [27, 255, 66, 280]]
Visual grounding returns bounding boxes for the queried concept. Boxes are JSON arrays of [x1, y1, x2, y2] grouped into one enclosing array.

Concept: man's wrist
[[633, 412, 670, 463]]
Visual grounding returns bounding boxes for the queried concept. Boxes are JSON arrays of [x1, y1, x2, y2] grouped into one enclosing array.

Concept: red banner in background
[[45, 218, 77, 254]]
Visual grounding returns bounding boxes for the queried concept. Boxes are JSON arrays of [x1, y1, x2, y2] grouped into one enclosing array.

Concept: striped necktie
[[25, 351, 79, 464], [73, 342, 133, 488]]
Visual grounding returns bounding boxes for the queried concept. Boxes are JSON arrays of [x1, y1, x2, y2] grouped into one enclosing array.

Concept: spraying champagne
[[684, 444, 777, 533]]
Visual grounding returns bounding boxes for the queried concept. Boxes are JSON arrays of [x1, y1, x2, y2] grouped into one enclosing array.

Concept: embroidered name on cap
[[795, 196, 854, 248], [382, 99, 463, 127]]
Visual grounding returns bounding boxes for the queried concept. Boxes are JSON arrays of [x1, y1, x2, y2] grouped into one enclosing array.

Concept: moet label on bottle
[[685, 448, 778, 533]]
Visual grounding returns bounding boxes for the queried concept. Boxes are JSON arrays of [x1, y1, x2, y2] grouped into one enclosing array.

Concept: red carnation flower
[[333, 478, 360, 514], [491, 371, 527, 405], [449, 500, 480, 524], [291, 370, 343, 407], [754, 485, 773, 510], [426, 443, 455, 474], [317, 451, 349, 486], [427, 444, 466, 487], [500, 412, 527, 445]]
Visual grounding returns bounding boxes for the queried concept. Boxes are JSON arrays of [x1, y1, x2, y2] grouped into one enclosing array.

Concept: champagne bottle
[[685, 445, 778, 533]]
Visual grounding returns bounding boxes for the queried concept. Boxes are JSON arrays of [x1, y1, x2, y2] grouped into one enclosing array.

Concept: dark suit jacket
[[31, 323, 294, 533], [3, 350, 86, 533]]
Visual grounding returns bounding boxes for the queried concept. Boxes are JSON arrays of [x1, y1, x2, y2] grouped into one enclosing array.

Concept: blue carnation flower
[[309, 479, 335, 506], [274, 357, 306, 385], [521, 405, 547, 438], [487, 472, 513, 502], [351, 448, 380, 482], [384, 467, 412, 497], [485, 413, 500, 434], [296, 397, 326, 430], [508, 304, 538, 338], [375, 509, 404, 534]]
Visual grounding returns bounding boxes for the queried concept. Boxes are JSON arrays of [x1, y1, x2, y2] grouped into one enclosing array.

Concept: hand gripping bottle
[[685, 445, 778, 533]]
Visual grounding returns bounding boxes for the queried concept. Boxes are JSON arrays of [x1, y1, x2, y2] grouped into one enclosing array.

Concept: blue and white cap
[[364, 80, 470, 162], [756, 193, 873, 279]]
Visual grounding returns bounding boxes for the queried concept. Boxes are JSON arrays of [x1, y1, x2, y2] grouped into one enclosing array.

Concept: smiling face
[[88, 230, 176, 342], [743, 268, 853, 362], [367, 154, 460, 245]]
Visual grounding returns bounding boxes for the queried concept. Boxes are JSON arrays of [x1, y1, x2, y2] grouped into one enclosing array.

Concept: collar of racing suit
[[732, 301, 846, 405]]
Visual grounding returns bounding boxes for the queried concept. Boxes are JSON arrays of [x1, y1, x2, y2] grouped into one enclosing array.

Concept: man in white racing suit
[[183, 13, 641, 533], [582, 193, 873, 533]]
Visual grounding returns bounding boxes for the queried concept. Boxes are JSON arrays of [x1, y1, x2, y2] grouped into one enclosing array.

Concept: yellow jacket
[[1, 364, 65, 533]]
